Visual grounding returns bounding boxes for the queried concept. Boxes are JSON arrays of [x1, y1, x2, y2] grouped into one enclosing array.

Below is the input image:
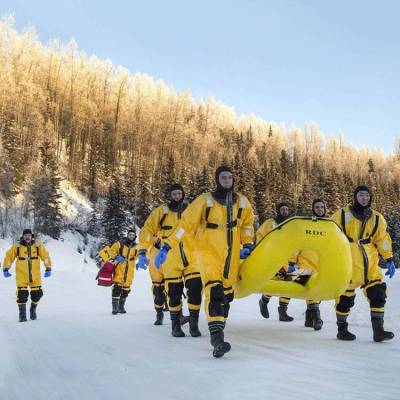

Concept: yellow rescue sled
[[235, 217, 352, 301]]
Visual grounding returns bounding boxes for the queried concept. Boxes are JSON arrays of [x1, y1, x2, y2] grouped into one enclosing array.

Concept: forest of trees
[[0, 17, 399, 261]]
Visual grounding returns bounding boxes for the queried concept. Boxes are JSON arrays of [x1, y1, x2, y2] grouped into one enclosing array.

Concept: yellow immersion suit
[[140, 203, 202, 314], [3, 240, 52, 304], [148, 247, 165, 308], [332, 206, 393, 317], [256, 218, 293, 307], [139, 205, 169, 311], [296, 249, 321, 306], [164, 192, 254, 331], [98, 240, 138, 301]]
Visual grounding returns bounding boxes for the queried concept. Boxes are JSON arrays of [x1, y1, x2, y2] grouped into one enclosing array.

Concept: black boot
[[304, 309, 312, 327], [209, 323, 231, 358], [259, 296, 270, 319], [336, 316, 356, 341], [278, 304, 294, 322], [310, 306, 323, 331], [179, 311, 190, 326], [30, 303, 38, 320], [119, 300, 127, 314], [112, 299, 119, 315], [18, 304, 27, 322], [154, 309, 164, 325], [371, 315, 394, 342], [189, 310, 201, 337], [171, 312, 185, 337]]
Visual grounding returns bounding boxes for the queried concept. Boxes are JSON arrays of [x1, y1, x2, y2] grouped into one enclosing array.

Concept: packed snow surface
[[0, 233, 398, 400]]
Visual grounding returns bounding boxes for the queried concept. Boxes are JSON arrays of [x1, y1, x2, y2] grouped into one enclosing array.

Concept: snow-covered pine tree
[[232, 129, 255, 204], [133, 164, 152, 228], [1, 118, 24, 190], [0, 166, 15, 238], [185, 171, 197, 202], [87, 207, 100, 237], [322, 169, 343, 213], [296, 181, 315, 216], [101, 175, 129, 244], [253, 162, 269, 223], [159, 152, 176, 202], [30, 140, 63, 239], [194, 166, 211, 197]]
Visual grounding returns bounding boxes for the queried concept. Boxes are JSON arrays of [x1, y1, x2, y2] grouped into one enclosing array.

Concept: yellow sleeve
[[240, 200, 255, 245], [98, 242, 120, 262], [256, 219, 272, 244], [98, 245, 113, 262], [165, 195, 205, 248], [3, 244, 17, 270], [139, 207, 163, 252], [108, 242, 121, 259], [38, 244, 52, 269], [373, 214, 393, 260], [331, 209, 343, 229]]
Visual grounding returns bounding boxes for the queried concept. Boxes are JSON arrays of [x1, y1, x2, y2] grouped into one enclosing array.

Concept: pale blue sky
[[1, 0, 399, 153]]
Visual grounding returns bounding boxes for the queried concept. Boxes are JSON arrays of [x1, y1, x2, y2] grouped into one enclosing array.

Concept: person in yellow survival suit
[[332, 185, 396, 342], [138, 206, 169, 325], [147, 247, 167, 325], [146, 184, 203, 338], [154, 166, 255, 358], [257, 202, 296, 322], [98, 229, 139, 315], [138, 195, 175, 326], [296, 199, 327, 331], [2, 229, 52, 322]]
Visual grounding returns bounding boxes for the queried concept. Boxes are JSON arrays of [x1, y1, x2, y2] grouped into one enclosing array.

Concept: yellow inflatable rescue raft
[[235, 217, 352, 301]]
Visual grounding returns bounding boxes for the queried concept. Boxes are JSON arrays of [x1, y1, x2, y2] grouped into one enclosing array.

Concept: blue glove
[[3, 269, 12, 278], [385, 260, 396, 279], [44, 269, 52, 278], [240, 248, 251, 259], [154, 245, 170, 269], [288, 263, 298, 273], [240, 244, 254, 259], [115, 255, 125, 263], [136, 254, 149, 271]]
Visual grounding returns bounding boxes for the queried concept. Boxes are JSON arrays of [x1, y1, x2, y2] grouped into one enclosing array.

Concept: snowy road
[[0, 235, 399, 400]]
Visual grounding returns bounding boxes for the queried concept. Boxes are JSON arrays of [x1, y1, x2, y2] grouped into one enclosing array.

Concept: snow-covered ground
[[58, 180, 94, 227], [0, 233, 399, 400]]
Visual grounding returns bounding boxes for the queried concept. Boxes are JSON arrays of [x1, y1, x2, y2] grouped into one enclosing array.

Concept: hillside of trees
[[0, 17, 399, 261]]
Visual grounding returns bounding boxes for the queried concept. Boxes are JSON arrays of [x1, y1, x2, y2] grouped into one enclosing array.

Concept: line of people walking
[[1, 166, 397, 358]]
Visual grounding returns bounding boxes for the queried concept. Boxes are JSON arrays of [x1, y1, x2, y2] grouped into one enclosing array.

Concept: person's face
[[127, 232, 136, 241], [23, 233, 32, 242], [171, 190, 183, 202], [218, 171, 233, 189], [279, 206, 289, 217], [313, 202, 326, 217], [356, 191, 370, 207]]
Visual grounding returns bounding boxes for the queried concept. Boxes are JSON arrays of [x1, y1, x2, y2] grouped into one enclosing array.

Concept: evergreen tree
[[101, 176, 128, 243], [159, 152, 176, 202], [0, 165, 16, 238], [296, 181, 315, 216], [87, 207, 100, 236], [253, 162, 268, 223], [194, 166, 211, 196], [186, 172, 197, 202], [1, 118, 24, 190], [277, 149, 295, 208], [30, 140, 63, 239], [133, 166, 152, 227]]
